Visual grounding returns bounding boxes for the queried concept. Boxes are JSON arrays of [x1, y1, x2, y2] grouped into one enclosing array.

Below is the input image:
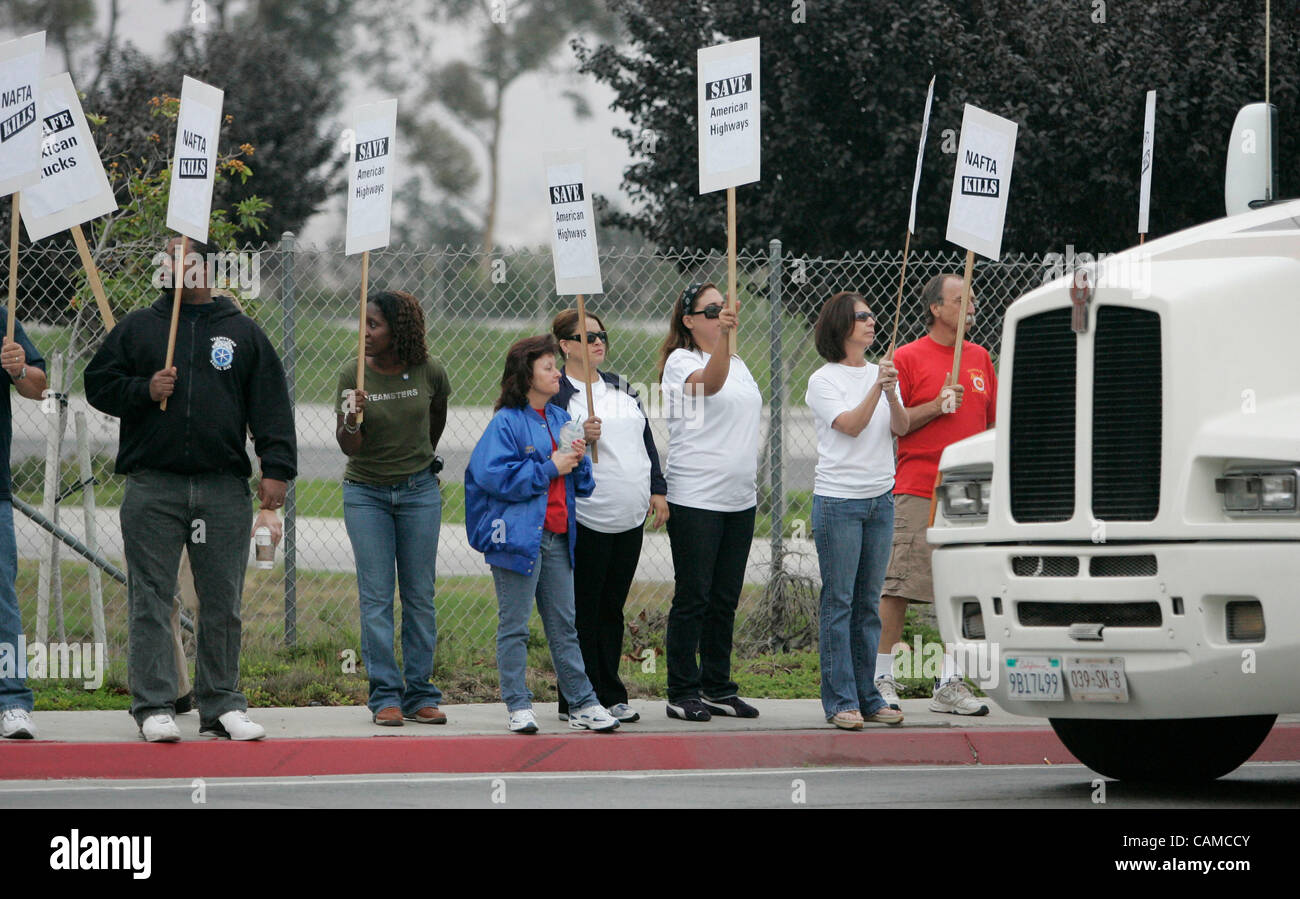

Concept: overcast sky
[[22, 0, 638, 248]]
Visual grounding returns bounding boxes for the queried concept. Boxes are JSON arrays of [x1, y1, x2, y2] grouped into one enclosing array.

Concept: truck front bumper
[[930, 541, 1300, 719]]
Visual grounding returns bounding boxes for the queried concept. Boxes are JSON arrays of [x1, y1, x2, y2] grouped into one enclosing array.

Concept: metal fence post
[[768, 238, 785, 572], [279, 231, 298, 647]]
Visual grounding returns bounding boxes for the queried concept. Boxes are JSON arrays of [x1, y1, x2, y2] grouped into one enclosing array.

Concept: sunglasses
[[564, 330, 608, 344], [688, 304, 724, 319], [854, 311, 876, 323]]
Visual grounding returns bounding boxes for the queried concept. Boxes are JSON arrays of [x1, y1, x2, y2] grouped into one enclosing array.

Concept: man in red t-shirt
[[878, 273, 997, 715]]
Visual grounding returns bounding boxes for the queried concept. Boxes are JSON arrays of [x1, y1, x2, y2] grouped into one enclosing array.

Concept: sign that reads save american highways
[[345, 98, 397, 256], [544, 149, 602, 296], [0, 31, 45, 197], [697, 36, 761, 194], [165, 76, 223, 244], [945, 104, 1019, 260], [21, 72, 118, 242]]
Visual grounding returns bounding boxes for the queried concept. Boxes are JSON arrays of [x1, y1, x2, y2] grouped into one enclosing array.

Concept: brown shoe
[[405, 706, 447, 725], [373, 706, 404, 726]]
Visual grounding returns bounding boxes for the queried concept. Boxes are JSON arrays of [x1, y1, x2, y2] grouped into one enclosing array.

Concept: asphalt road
[[3, 763, 1297, 809]]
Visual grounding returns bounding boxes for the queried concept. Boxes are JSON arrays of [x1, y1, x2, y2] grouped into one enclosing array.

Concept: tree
[[576, 0, 1299, 261], [0, 0, 96, 83], [366, 0, 617, 254]]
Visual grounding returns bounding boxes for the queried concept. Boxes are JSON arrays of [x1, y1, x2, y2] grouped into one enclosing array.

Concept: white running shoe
[[875, 675, 902, 710], [508, 708, 539, 733], [1, 708, 36, 739], [569, 704, 620, 732], [929, 680, 990, 716], [607, 703, 640, 723], [200, 710, 267, 741], [140, 713, 182, 742]]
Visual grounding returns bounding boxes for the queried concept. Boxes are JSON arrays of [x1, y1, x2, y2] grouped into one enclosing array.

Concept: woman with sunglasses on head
[[336, 290, 450, 727], [805, 292, 910, 729], [656, 283, 763, 721], [465, 335, 620, 734], [549, 308, 669, 725]]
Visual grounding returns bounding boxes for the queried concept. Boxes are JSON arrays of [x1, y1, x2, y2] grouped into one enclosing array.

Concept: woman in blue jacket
[[465, 335, 620, 734]]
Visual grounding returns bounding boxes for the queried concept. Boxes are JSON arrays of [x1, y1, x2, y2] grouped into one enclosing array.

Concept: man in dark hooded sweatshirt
[[85, 237, 297, 742]]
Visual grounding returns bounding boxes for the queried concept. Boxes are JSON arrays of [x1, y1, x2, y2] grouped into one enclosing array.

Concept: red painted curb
[[1, 725, 1295, 781]]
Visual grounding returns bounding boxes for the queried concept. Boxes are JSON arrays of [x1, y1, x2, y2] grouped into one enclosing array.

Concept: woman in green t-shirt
[[336, 290, 451, 726]]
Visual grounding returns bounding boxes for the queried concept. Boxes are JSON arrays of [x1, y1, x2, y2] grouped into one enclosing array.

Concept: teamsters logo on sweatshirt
[[210, 336, 236, 371]]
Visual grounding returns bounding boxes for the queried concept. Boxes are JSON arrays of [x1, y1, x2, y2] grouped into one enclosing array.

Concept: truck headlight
[[1215, 467, 1299, 514], [939, 478, 992, 520]]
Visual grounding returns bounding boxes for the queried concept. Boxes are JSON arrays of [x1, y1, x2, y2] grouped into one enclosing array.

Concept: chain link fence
[[8, 235, 1048, 672]]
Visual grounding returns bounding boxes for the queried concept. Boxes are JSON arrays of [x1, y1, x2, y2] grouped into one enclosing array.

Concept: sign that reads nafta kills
[[697, 37, 760, 194], [165, 76, 223, 244], [22, 72, 118, 241], [946, 104, 1018, 260], [0, 31, 45, 197], [544, 150, 602, 296], [346, 99, 397, 256]]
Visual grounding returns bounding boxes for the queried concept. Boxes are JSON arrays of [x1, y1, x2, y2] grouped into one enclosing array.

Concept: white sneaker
[[929, 680, 990, 716], [607, 703, 640, 723], [570, 704, 620, 732], [1, 708, 36, 739], [200, 710, 266, 741], [508, 708, 539, 734], [875, 675, 902, 710], [140, 713, 182, 742]]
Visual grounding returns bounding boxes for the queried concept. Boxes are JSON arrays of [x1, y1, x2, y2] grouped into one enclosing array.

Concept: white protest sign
[[165, 76, 223, 244], [1138, 89, 1156, 235], [544, 149, 602, 296], [0, 31, 45, 197], [345, 99, 397, 256], [697, 37, 760, 194], [908, 77, 935, 235], [21, 73, 118, 242], [945, 104, 1018, 260]]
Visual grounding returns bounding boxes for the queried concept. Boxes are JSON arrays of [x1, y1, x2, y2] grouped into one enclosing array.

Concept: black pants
[[665, 504, 755, 703], [558, 523, 643, 714]]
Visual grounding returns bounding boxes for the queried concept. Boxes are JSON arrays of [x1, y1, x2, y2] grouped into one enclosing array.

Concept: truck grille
[[1089, 554, 1158, 577], [1092, 307, 1162, 520], [1009, 308, 1076, 521], [1011, 555, 1079, 576], [1018, 601, 1163, 628]]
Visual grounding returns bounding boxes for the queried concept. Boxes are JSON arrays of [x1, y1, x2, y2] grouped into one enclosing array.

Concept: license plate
[[1065, 656, 1129, 702], [1004, 656, 1064, 701]]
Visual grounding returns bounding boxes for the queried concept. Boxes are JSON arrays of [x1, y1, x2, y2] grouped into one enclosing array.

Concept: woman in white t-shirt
[[549, 307, 669, 724], [805, 291, 910, 729], [656, 282, 763, 722]]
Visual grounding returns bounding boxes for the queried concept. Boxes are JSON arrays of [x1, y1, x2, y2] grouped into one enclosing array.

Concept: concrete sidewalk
[[5, 701, 1298, 781]]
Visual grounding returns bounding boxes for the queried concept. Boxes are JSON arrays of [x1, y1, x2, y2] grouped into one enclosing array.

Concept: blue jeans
[[813, 492, 895, 718], [0, 500, 31, 712], [343, 469, 443, 715], [491, 530, 599, 713]]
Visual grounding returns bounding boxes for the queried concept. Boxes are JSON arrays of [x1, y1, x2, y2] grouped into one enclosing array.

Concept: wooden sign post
[[544, 149, 604, 462], [945, 104, 1019, 379], [889, 76, 935, 357], [345, 99, 398, 425], [698, 37, 761, 357]]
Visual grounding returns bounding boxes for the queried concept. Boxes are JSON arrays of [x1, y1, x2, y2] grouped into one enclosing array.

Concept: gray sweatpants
[[122, 470, 252, 728]]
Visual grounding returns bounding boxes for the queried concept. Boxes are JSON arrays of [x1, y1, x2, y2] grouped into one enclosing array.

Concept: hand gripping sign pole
[[0, 31, 46, 342], [162, 75, 224, 410], [944, 104, 1018, 382], [698, 37, 761, 358], [345, 99, 398, 426], [22, 72, 121, 330], [888, 76, 935, 359], [544, 149, 604, 462]]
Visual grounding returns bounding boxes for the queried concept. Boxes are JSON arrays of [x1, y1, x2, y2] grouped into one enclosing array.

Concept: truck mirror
[[1225, 102, 1278, 217]]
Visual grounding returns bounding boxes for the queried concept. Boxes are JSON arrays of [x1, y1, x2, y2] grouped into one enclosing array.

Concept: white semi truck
[[928, 176, 1300, 781]]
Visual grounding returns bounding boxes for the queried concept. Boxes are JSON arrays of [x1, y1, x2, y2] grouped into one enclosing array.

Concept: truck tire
[[1049, 715, 1277, 782]]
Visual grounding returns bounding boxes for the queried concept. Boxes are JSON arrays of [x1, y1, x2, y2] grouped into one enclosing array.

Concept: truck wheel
[[1049, 715, 1277, 782]]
